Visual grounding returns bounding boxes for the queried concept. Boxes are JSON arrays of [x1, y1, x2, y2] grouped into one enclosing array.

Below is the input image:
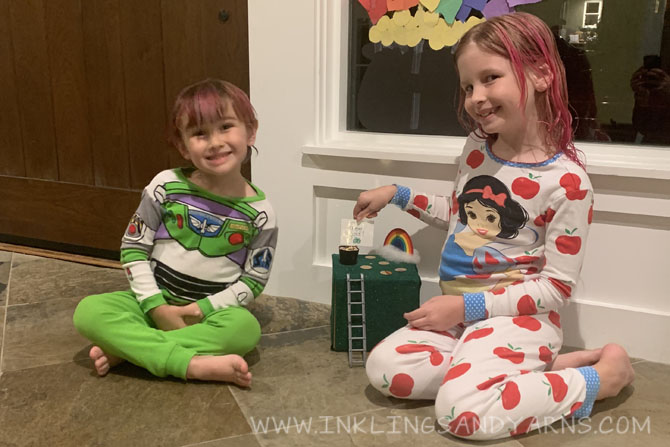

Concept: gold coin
[[378, 261, 390, 265], [395, 267, 407, 272], [380, 270, 392, 275], [365, 256, 376, 259], [360, 265, 373, 270]]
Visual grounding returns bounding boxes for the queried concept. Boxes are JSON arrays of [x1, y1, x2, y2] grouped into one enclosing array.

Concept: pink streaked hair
[[167, 79, 258, 151], [454, 12, 583, 168]]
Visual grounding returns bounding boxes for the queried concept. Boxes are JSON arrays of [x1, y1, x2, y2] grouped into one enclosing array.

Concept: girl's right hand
[[353, 185, 398, 222]]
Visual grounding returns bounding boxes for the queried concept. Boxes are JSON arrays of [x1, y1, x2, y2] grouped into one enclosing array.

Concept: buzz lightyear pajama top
[[73, 167, 277, 379], [365, 134, 597, 440]]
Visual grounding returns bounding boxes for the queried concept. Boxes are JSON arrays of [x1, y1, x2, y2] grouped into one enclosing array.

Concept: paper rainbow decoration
[[383, 228, 414, 255]]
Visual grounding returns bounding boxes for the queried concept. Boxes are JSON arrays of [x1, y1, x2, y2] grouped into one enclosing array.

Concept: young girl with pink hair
[[354, 12, 634, 440]]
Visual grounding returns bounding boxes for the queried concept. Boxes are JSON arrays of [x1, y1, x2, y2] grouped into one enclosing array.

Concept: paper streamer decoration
[[383, 228, 415, 254], [358, 0, 388, 25], [435, 0, 462, 25], [506, 0, 542, 7], [359, 0, 546, 49], [388, 0, 420, 11], [482, 0, 512, 18]]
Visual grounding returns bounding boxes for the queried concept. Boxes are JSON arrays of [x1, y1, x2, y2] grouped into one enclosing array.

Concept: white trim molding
[[307, 1, 670, 180]]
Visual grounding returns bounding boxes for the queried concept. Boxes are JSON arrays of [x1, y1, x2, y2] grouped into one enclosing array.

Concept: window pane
[[347, 0, 670, 147], [584, 14, 598, 26], [585, 2, 600, 14], [347, 1, 466, 136]]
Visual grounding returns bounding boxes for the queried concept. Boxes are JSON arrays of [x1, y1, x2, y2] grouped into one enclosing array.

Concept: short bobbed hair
[[167, 79, 257, 151]]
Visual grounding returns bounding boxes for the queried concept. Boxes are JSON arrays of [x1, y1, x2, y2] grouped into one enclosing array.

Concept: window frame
[[304, 0, 670, 180], [582, 1, 603, 29]]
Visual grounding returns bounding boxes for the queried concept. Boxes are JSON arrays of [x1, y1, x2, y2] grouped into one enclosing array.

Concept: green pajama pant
[[73, 291, 261, 379]]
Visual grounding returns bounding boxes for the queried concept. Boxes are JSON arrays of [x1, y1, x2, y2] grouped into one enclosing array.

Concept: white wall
[[248, 0, 670, 363]]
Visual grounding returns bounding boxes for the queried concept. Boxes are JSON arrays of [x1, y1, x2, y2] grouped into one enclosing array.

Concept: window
[[582, 1, 602, 28], [347, 0, 670, 148]]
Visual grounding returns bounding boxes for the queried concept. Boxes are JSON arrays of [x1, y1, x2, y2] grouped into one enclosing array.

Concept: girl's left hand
[[404, 295, 464, 331]]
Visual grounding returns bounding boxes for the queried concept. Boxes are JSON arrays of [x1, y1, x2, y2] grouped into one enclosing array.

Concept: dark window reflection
[[347, 0, 670, 147]]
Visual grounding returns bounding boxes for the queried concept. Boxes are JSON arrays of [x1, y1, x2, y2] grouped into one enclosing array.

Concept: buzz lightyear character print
[[153, 181, 268, 259], [440, 175, 537, 295], [121, 174, 275, 307]]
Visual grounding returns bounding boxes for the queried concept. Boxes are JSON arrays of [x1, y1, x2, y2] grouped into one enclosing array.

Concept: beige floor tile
[[2, 298, 90, 371], [0, 361, 251, 447], [185, 433, 262, 447], [9, 253, 127, 305], [0, 306, 5, 364], [231, 327, 421, 425], [247, 294, 330, 334], [0, 251, 10, 306]]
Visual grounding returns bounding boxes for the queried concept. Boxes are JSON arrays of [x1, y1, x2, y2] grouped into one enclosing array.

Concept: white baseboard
[[297, 267, 670, 364], [561, 299, 670, 364], [420, 277, 670, 364]]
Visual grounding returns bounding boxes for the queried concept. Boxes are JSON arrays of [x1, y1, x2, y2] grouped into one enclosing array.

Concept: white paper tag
[[340, 219, 374, 246]]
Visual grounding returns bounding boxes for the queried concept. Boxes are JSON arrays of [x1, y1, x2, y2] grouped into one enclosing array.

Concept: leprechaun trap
[[332, 224, 421, 367]]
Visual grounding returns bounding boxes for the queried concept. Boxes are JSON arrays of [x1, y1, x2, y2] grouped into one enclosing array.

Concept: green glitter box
[[330, 253, 421, 352]]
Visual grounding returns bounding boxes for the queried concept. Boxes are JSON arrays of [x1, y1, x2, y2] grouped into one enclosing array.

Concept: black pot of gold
[[338, 245, 359, 265]]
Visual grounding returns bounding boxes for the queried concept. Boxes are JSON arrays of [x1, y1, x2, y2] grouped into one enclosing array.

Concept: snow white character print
[[440, 175, 533, 294]]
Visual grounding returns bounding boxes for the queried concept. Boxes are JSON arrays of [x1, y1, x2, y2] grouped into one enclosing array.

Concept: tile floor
[[0, 250, 667, 446]]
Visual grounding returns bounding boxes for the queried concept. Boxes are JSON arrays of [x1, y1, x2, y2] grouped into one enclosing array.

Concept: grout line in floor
[[260, 324, 329, 338], [224, 324, 332, 446], [179, 432, 257, 447], [227, 385, 254, 429], [0, 252, 13, 373], [4, 296, 83, 308]]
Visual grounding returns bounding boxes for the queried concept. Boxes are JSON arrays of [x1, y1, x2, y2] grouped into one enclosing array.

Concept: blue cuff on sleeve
[[463, 292, 487, 322], [389, 185, 411, 209], [573, 366, 600, 418]]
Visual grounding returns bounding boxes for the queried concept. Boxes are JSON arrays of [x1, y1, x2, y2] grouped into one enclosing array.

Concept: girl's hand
[[353, 185, 397, 222], [150, 303, 205, 330], [404, 295, 465, 332], [181, 302, 204, 326], [149, 305, 187, 330]]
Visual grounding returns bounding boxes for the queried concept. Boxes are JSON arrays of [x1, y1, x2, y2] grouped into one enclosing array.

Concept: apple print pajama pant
[[366, 313, 599, 440]]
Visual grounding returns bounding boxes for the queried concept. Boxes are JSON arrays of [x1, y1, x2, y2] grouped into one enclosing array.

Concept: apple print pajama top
[[365, 134, 597, 440]]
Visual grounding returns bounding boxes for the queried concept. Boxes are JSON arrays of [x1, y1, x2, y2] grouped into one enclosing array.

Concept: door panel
[[9, 0, 59, 180], [1, 176, 139, 252], [82, 0, 130, 188], [47, 0, 94, 184], [0, 0, 23, 177], [0, 0, 250, 256], [120, 0, 170, 189]]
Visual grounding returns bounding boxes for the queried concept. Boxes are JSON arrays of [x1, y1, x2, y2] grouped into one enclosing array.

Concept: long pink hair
[[167, 79, 257, 152], [454, 12, 583, 167]]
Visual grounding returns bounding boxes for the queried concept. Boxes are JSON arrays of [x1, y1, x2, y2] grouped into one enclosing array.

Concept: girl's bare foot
[[89, 346, 123, 376], [592, 343, 635, 400], [550, 347, 602, 370], [186, 354, 252, 387]]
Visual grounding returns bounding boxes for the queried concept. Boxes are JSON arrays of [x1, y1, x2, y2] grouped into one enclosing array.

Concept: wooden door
[[0, 0, 250, 257]]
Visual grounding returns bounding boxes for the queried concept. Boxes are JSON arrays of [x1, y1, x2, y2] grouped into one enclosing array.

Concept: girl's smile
[[205, 150, 233, 165]]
